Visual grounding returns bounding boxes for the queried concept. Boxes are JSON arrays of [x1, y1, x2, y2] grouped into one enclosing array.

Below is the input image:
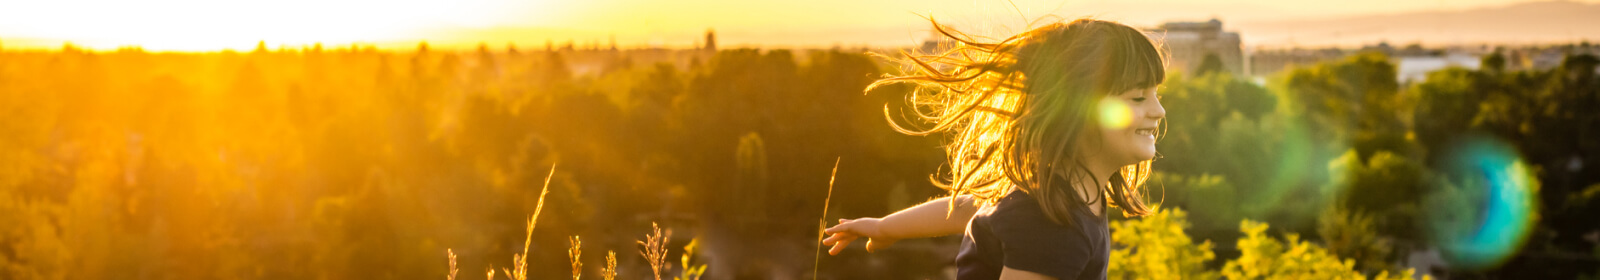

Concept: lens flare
[[1425, 135, 1539, 270], [1098, 98, 1132, 130], [1259, 119, 1318, 209]]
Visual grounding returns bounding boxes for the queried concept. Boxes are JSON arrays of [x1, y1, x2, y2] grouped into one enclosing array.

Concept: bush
[[1108, 208, 1218, 279], [1222, 220, 1421, 280]]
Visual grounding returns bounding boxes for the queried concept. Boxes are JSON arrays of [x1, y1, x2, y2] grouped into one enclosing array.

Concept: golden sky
[[0, 0, 1593, 51]]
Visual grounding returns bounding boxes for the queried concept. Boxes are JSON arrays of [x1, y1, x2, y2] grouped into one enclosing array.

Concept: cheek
[[1096, 98, 1133, 130], [1099, 125, 1131, 148]]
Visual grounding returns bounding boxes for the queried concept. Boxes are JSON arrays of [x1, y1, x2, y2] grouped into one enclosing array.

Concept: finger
[[822, 232, 851, 245], [832, 234, 857, 247], [824, 222, 851, 234], [828, 235, 856, 255]]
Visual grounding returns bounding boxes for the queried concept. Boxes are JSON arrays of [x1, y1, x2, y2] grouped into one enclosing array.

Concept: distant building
[[1528, 47, 1569, 70], [1250, 48, 1348, 77], [1396, 53, 1481, 83], [704, 29, 717, 52], [1146, 19, 1245, 76]]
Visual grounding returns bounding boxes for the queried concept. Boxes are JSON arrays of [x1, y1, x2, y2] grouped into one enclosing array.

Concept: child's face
[[1092, 87, 1165, 166]]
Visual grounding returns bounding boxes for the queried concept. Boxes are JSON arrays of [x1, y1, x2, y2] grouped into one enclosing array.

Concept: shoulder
[[987, 191, 1059, 230], [980, 190, 1097, 279], [981, 190, 1091, 246]]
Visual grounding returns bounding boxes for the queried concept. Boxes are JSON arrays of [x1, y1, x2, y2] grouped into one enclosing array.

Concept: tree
[[1481, 52, 1506, 73], [1281, 52, 1401, 143], [1327, 150, 1428, 241], [1194, 52, 1227, 77]]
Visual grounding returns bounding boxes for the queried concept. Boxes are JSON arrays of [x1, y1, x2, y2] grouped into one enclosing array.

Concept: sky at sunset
[[1, 0, 1597, 51]]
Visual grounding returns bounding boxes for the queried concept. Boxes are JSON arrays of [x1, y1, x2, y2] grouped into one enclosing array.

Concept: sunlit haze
[[2, 0, 1597, 51], [1, 0, 1594, 278]]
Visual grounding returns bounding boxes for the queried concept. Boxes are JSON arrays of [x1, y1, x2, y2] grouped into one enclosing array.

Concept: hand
[[822, 217, 899, 255]]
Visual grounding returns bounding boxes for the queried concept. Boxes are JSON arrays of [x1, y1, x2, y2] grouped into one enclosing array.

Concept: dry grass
[[444, 163, 731, 280], [568, 236, 582, 280], [812, 157, 840, 279], [499, 164, 557, 280], [448, 249, 460, 280], [602, 251, 618, 280], [637, 222, 672, 280]]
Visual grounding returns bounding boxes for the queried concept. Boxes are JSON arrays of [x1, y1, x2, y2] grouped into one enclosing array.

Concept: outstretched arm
[[822, 194, 979, 255]]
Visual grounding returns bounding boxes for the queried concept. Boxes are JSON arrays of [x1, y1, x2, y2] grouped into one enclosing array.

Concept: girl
[[822, 17, 1167, 280]]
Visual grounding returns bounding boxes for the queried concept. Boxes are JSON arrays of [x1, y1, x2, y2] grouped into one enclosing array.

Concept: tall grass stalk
[[502, 164, 557, 280], [638, 222, 672, 280], [448, 249, 460, 280], [568, 236, 582, 280], [812, 157, 840, 279], [602, 251, 618, 280]]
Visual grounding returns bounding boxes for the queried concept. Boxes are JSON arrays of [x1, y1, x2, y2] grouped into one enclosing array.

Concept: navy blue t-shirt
[[955, 189, 1109, 280]]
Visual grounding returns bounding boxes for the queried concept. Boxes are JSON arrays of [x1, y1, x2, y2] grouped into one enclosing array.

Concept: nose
[[1146, 97, 1166, 121]]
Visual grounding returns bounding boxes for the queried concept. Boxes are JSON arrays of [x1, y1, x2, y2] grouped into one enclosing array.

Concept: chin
[[1133, 150, 1157, 162]]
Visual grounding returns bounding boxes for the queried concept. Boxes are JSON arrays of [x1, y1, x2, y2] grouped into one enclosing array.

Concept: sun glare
[[0, 0, 542, 51], [1098, 97, 1133, 130]]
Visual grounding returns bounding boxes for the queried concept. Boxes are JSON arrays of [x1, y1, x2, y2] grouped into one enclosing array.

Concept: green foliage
[[0, 46, 940, 279], [1408, 51, 1596, 274], [1108, 208, 1218, 279], [1281, 52, 1402, 141], [1157, 72, 1286, 199], [1155, 47, 1599, 277], [1481, 52, 1506, 73], [1565, 183, 1600, 210], [1195, 53, 1228, 77], [1145, 172, 1239, 233], [1316, 206, 1394, 274], [1579, 245, 1600, 280], [1160, 72, 1275, 133], [1327, 149, 1427, 241], [1410, 67, 1486, 150]]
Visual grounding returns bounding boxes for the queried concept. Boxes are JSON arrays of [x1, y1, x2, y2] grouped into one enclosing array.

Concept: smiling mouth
[[1134, 128, 1157, 137]]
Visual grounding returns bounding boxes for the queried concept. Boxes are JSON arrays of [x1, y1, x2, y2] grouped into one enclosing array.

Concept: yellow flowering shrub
[[1221, 220, 1423, 280], [1108, 210, 1429, 280], [1108, 209, 1219, 279]]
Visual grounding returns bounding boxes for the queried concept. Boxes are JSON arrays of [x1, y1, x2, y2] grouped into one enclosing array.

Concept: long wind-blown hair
[[866, 17, 1167, 226]]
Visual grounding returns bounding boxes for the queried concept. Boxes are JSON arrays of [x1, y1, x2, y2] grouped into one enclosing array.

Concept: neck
[[1072, 157, 1122, 215]]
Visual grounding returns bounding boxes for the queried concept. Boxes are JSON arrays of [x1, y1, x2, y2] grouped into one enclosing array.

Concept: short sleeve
[[989, 204, 1092, 279]]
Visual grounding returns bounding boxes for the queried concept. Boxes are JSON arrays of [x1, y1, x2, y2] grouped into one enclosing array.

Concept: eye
[[1130, 89, 1156, 102]]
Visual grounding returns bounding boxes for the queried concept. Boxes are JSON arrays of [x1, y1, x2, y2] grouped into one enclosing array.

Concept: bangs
[[1105, 28, 1166, 95]]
